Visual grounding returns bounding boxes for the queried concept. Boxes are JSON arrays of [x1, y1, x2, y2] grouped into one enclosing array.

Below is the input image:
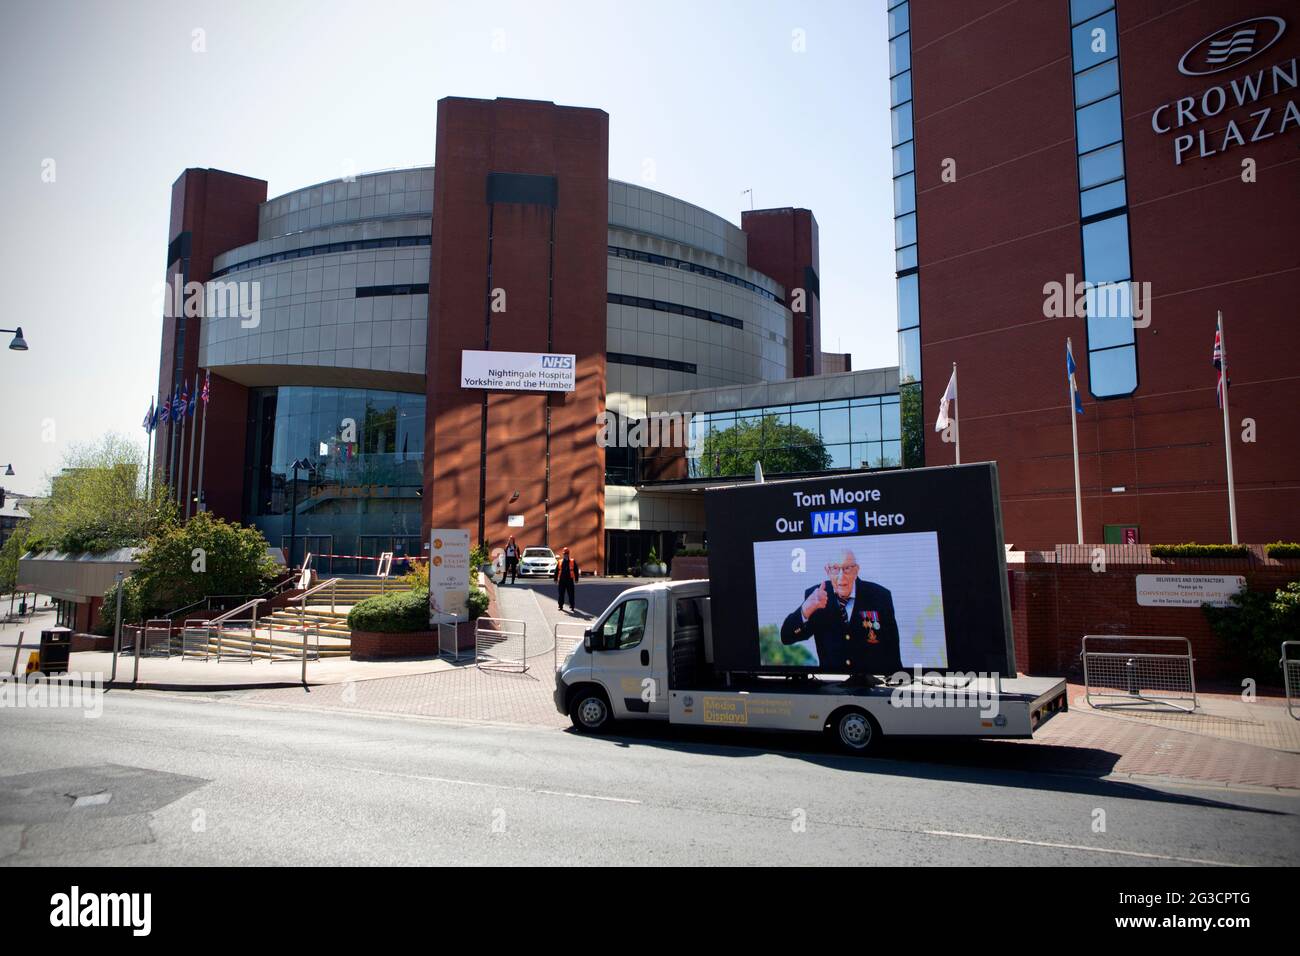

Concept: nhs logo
[[541, 354, 574, 369], [811, 509, 857, 535]]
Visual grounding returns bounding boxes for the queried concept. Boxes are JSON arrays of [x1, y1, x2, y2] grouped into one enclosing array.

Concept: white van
[[555, 579, 1067, 754]]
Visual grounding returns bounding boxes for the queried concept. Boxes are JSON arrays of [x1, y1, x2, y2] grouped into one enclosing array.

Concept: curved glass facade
[[244, 386, 425, 571]]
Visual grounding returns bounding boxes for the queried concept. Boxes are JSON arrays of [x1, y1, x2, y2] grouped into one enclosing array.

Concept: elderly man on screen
[[780, 549, 903, 677]]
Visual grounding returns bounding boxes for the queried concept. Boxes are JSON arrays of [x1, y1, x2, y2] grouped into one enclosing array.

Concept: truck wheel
[[828, 708, 880, 755], [569, 686, 613, 734]]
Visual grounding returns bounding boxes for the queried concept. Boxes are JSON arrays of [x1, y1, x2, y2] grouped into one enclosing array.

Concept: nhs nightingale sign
[[461, 350, 576, 392]]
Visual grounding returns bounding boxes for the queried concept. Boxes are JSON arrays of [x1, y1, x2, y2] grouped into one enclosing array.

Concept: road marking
[[921, 829, 1241, 866], [72, 792, 112, 808], [323, 763, 642, 804]]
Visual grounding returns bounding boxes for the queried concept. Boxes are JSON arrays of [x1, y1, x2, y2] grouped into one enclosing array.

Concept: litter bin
[[39, 627, 72, 675]]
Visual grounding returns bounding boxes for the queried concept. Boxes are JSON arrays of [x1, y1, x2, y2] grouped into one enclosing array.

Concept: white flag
[[934, 367, 957, 432]]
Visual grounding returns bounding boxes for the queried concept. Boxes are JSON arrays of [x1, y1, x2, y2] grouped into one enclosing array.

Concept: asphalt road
[[1, 689, 1297, 866]]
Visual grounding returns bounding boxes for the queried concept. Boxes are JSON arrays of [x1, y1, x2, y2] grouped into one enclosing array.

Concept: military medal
[[863, 610, 880, 643]]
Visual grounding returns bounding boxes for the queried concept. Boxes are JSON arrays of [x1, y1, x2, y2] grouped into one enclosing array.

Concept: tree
[[900, 382, 925, 469], [101, 511, 279, 624], [0, 521, 30, 593], [25, 433, 176, 554], [700, 415, 830, 477]]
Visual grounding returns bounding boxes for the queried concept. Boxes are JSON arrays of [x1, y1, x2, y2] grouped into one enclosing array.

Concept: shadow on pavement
[[565, 720, 1292, 815]]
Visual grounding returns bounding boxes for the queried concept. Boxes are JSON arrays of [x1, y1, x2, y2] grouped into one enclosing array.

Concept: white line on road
[[322, 762, 642, 804], [921, 829, 1241, 867]]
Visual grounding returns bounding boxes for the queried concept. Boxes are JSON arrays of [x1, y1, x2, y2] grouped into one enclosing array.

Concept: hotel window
[[1069, 0, 1137, 398], [889, 0, 923, 464]]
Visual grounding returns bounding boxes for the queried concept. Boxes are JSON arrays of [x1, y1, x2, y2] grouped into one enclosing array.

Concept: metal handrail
[[291, 577, 341, 615], [290, 576, 338, 686]]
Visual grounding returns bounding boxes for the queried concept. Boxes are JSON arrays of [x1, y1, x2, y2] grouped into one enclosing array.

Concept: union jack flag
[[1212, 326, 1229, 408], [160, 393, 172, 422], [200, 370, 210, 405]]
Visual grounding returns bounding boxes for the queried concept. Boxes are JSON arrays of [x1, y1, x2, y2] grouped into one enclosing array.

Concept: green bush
[[348, 587, 431, 632], [1264, 542, 1300, 559], [674, 548, 709, 557], [1150, 543, 1250, 558], [1204, 580, 1300, 678], [347, 584, 489, 632]]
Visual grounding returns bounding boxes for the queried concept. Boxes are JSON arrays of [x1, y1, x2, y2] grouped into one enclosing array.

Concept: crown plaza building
[[888, 0, 1299, 547]]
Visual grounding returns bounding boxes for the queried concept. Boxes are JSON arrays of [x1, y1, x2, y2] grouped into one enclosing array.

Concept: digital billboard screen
[[704, 462, 1015, 677]]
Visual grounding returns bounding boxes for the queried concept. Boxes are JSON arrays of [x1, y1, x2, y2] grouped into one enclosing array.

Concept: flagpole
[[1068, 337, 1084, 545], [1218, 311, 1239, 544], [952, 362, 960, 465], [176, 392, 187, 508], [185, 372, 199, 518], [143, 402, 153, 500], [196, 374, 209, 514], [166, 389, 178, 502]]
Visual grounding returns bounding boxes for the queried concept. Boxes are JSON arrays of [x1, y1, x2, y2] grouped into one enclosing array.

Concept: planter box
[[350, 621, 476, 660]]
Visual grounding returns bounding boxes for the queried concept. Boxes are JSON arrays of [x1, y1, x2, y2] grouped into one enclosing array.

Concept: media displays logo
[[50, 886, 151, 936], [1178, 16, 1286, 76]]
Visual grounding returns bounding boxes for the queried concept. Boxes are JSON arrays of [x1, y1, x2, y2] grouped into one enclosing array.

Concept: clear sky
[[0, 0, 897, 497]]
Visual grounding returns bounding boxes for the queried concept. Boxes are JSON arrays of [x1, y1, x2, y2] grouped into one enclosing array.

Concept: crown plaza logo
[[1178, 16, 1287, 76]]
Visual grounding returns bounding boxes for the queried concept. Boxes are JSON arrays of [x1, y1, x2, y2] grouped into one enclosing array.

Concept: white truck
[[554, 578, 1068, 754]]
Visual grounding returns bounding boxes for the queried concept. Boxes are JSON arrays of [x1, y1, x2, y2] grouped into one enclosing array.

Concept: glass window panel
[[1075, 94, 1122, 154], [893, 141, 914, 177], [1074, 59, 1118, 107], [1088, 344, 1137, 397], [851, 404, 882, 443], [826, 444, 850, 470], [891, 101, 913, 146], [1080, 179, 1126, 217], [898, 327, 921, 385], [1070, 0, 1113, 27], [1071, 11, 1117, 72], [1078, 143, 1124, 188], [882, 400, 901, 441], [894, 212, 917, 248], [1081, 214, 1131, 283], [889, 34, 911, 76], [761, 405, 790, 422], [880, 440, 903, 468], [820, 406, 850, 444], [888, 2, 909, 38], [890, 70, 912, 106], [896, 244, 918, 271], [790, 408, 819, 440], [893, 172, 916, 215], [897, 273, 919, 330], [1085, 281, 1137, 349], [851, 442, 877, 469]]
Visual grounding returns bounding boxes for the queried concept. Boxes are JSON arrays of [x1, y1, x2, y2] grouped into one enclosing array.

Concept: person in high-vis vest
[[554, 547, 580, 612]]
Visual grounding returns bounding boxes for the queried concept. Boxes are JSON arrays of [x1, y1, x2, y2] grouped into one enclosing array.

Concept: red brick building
[[891, 0, 1300, 549]]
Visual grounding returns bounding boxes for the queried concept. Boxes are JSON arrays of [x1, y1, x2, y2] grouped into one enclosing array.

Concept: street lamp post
[[286, 458, 315, 569], [1, 328, 28, 351]]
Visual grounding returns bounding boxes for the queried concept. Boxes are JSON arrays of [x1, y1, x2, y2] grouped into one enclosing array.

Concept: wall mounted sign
[[461, 350, 576, 392], [1135, 574, 1245, 608]]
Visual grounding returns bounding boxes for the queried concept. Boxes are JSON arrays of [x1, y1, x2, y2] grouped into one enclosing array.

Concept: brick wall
[[1010, 545, 1299, 681]]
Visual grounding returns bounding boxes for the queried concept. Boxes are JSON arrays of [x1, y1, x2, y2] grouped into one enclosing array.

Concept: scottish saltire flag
[[142, 399, 154, 433], [177, 388, 189, 420], [1212, 326, 1229, 408], [200, 370, 210, 405], [1066, 340, 1084, 415], [171, 388, 182, 422]]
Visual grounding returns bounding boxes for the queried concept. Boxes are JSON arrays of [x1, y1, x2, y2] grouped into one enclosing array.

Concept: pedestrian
[[504, 536, 519, 585], [555, 546, 580, 612]]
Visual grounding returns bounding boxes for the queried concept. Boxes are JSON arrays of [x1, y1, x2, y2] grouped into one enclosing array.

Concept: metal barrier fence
[[143, 619, 172, 657], [1282, 641, 1300, 721], [476, 617, 527, 673], [553, 621, 587, 673], [438, 622, 466, 663], [181, 620, 214, 661], [1081, 634, 1197, 713]]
